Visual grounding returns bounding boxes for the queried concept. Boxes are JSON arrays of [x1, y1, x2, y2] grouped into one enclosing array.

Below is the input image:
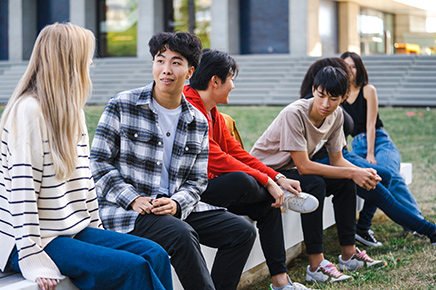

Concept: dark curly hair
[[148, 32, 203, 69]]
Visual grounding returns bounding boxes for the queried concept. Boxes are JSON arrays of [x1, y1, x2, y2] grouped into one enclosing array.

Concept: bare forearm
[[297, 160, 356, 179], [366, 126, 376, 155]]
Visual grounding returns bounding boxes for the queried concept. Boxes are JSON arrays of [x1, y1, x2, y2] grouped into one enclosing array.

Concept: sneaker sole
[[306, 275, 353, 283], [367, 260, 387, 268], [339, 263, 363, 271]]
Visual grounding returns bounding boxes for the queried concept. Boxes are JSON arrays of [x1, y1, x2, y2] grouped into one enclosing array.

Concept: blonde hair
[[0, 22, 95, 180]]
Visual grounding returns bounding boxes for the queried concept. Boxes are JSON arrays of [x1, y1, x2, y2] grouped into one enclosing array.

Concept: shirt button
[[158, 142, 162, 146], [157, 161, 161, 165], [134, 133, 138, 138], [185, 146, 189, 151]]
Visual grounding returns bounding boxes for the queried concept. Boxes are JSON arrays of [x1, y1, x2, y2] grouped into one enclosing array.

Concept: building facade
[[0, 0, 434, 61]]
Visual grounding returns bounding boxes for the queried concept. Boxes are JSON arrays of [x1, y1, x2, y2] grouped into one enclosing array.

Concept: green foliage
[[106, 23, 138, 57], [84, 106, 105, 143], [174, 0, 211, 48], [217, 105, 284, 152]]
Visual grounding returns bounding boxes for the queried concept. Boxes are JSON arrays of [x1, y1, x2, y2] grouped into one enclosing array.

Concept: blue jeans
[[352, 128, 423, 230], [7, 227, 173, 290], [314, 149, 435, 237]]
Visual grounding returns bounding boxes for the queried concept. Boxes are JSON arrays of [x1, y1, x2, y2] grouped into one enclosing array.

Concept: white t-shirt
[[151, 98, 182, 195]]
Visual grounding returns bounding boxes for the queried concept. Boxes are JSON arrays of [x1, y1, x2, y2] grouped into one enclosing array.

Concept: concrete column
[[8, 0, 23, 61], [137, 0, 164, 59], [84, 0, 98, 36], [70, 0, 86, 27], [70, 0, 97, 45], [395, 14, 427, 44], [289, 0, 307, 56], [289, 0, 320, 56], [211, 0, 239, 54], [21, 0, 37, 60], [338, 1, 360, 54], [9, 0, 37, 61], [307, 0, 321, 56]]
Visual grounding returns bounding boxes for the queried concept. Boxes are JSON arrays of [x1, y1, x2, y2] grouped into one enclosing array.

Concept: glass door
[[97, 0, 138, 57]]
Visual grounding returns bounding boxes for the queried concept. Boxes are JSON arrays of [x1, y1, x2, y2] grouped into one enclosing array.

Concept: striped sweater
[[0, 96, 101, 282]]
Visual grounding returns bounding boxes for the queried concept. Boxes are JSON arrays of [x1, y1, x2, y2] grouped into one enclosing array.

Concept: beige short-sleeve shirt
[[250, 98, 345, 171]]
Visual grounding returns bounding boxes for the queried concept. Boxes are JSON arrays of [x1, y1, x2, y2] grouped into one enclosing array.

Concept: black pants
[[281, 169, 357, 254], [201, 171, 288, 277], [129, 209, 256, 290]]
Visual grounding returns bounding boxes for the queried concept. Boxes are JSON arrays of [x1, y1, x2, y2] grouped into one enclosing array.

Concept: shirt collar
[[136, 81, 195, 124]]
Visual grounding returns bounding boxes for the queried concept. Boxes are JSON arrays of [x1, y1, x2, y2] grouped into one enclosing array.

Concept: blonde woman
[[0, 23, 172, 290]]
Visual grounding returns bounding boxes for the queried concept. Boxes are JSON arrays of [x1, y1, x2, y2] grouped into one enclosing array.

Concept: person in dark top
[[340, 51, 436, 245]]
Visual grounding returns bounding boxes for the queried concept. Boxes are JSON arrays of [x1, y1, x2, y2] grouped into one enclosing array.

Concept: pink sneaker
[[339, 248, 387, 271], [306, 260, 352, 282]]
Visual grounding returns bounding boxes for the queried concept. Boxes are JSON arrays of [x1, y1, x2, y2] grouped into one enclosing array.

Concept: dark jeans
[[281, 169, 357, 254], [316, 149, 392, 231], [201, 171, 288, 277], [129, 209, 256, 290]]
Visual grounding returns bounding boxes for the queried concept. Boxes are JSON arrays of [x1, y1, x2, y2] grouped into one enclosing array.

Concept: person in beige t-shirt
[[251, 65, 386, 284], [250, 97, 345, 171]]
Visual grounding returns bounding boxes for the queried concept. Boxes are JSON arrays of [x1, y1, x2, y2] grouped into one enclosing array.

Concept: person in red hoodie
[[184, 49, 318, 290]]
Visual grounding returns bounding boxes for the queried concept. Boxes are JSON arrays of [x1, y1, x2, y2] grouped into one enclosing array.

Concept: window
[[97, 0, 138, 57]]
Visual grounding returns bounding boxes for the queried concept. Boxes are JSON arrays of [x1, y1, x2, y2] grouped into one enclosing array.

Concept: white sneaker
[[269, 282, 313, 290], [281, 189, 319, 214], [306, 260, 352, 283], [293, 282, 318, 289], [269, 275, 318, 289], [339, 248, 387, 271]]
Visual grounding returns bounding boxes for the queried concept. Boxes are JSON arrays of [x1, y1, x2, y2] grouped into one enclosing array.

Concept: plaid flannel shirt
[[90, 82, 223, 234]]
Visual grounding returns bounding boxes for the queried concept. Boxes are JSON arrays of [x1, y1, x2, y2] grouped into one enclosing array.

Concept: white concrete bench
[[0, 163, 413, 290], [0, 272, 78, 290]]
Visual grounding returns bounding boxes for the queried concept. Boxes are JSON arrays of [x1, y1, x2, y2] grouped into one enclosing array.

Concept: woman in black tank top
[[340, 52, 427, 240], [340, 52, 382, 165]]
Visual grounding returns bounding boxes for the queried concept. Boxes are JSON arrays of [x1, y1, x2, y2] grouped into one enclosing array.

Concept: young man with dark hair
[[185, 49, 318, 290], [251, 66, 386, 283], [91, 32, 256, 290]]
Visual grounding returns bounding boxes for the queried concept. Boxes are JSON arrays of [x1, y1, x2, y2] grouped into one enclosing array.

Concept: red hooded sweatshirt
[[184, 85, 278, 186]]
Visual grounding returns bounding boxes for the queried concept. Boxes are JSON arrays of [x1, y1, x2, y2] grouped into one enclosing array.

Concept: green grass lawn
[[86, 105, 436, 289]]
